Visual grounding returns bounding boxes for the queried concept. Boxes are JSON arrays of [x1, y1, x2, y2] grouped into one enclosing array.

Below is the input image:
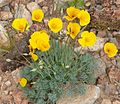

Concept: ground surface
[[0, 0, 120, 104]]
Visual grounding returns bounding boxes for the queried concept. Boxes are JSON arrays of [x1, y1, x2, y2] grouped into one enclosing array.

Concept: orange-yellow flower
[[48, 18, 63, 33], [19, 78, 27, 87], [12, 18, 29, 32], [29, 30, 50, 52], [64, 7, 80, 21], [30, 52, 38, 61], [67, 22, 80, 39], [104, 42, 118, 58], [78, 31, 96, 47], [32, 9, 44, 22], [77, 10, 90, 26]]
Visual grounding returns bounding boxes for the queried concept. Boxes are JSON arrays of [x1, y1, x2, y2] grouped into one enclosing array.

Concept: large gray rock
[[0, 24, 11, 50], [0, 0, 12, 7], [57, 85, 100, 104]]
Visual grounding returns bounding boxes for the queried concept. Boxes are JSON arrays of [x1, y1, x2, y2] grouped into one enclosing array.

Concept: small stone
[[95, 58, 106, 78], [85, 1, 91, 7], [97, 31, 106, 38], [0, 21, 8, 27], [42, 6, 48, 14], [3, 90, 9, 95], [5, 80, 11, 87], [35, 0, 44, 3], [101, 99, 111, 104], [0, 11, 13, 20], [57, 85, 100, 104], [108, 66, 120, 83], [113, 100, 120, 104], [0, 0, 12, 7], [11, 68, 20, 83], [27, 2, 40, 13], [0, 76, 2, 82], [0, 24, 11, 50]]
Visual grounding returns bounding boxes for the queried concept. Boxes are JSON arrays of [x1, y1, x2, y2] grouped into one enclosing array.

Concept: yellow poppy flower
[[32, 9, 44, 22], [64, 7, 80, 21], [48, 18, 63, 33], [30, 52, 38, 61], [19, 78, 27, 87], [29, 30, 50, 52], [67, 22, 80, 39], [77, 10, 90, 26], [104, 42, 118, 58], [78, 31, 96, 47], [12, 18, 29, 32]]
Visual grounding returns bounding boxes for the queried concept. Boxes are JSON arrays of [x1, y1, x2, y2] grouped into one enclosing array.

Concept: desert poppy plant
[[30, 52, 38, 61], [19, 78, 27, 87], [12, 18, 29, 32], [64, 7, 80, 21], [48, 18, 63, 33], [32, 9, 44, 22], [67, 22, 80, 39], [29, 30, 50, 52], [78, 31, 96, 47], [104, 42, 118, 58], [77, 10, 90, 26]]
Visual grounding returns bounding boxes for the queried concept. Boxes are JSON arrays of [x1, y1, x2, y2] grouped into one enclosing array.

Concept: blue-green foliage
[[20, 39, 97, 104]]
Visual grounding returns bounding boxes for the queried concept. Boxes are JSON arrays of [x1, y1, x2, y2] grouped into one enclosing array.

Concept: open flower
[[29, 30, 50, 52], [48, 18, 63, 33], [64, 7, 80, 21], [32, 9, 44, 22], [30, 52, 38, 61], [19, 78, 27, 87], [77, 10, 90, 26], [12, 18, 29, 32], [104, 42, 118, 58], [78, 31, 96, 47], [67, 22, 80, 39]]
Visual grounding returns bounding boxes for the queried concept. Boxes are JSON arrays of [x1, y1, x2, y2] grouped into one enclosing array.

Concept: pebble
[[0, 0, 12, 7], [0, 76, 2, 82], [5, 81, 11, 87], [113, 100, 120, 104], [35, 0, 44, 4], [0, 11, 13, 20], [27, 2, 40, 13], [101, 99, 111, 104], [3, 90, 9, 95]]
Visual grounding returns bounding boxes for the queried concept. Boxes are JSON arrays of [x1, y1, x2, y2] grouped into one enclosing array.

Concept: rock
[[3, 90, 9, 95], [97, 31, 106, 38], [0, 21, 8, 27], [101, 99, 111, 104], [57, 85, 100, 104], [113, 7, 120, 20], [116, 57, 120, 68], [0, 76, 2, 82], [108, 66, 120, 83], [14, 4, 32, 25], [0, 24, 11, 50], [88, 38, 106, 52], [5, 81, 11, 87], [27, 2, 40, 13], [0, 11, 13, 20], [113, 100, 120, 104], [95, 58, 106, 78], [42, 6, 48, 14], [35, 0, 44, 3], [11, 68, 20, 84], [0, 0, 12, 7]]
